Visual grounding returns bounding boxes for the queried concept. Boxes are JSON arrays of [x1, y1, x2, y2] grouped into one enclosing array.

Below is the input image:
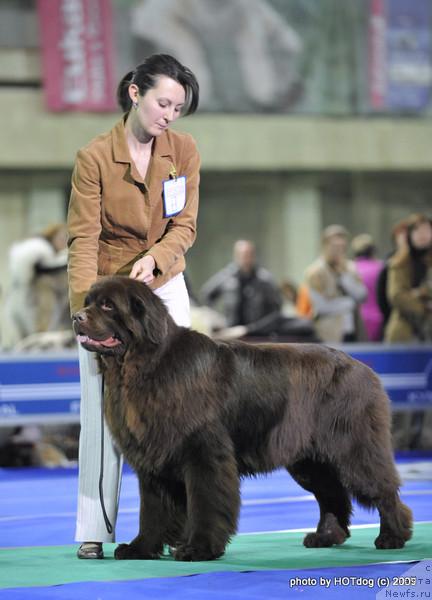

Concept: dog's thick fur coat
[[73, 276, 412, 561]]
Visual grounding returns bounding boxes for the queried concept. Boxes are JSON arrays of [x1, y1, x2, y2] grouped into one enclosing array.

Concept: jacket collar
[[112, 116, 173, 161], [111, 116, 174, 185]]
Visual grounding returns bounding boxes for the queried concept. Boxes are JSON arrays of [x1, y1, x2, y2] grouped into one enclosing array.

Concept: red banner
[[37, 0, 116, 112], [368, 0, 387, 109]]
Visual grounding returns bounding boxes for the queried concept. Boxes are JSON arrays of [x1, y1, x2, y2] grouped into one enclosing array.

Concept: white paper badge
[[163, 176, 186, 217]]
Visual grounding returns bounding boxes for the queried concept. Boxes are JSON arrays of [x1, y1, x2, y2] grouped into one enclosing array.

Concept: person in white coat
[[4, 224, 68, 347]]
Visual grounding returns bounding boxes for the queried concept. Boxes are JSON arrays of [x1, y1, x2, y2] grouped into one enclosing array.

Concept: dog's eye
[[101, 300, 114, 311]]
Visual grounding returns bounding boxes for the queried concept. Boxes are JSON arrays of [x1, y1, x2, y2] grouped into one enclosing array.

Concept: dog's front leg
[[115, 475, 167, 560], [174, 440, 240, 561]]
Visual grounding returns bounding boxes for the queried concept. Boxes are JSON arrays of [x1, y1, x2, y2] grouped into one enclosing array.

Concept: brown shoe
[[77, 542, 104, 559]]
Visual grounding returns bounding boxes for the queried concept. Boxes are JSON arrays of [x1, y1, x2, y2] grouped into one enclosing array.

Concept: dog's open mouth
[[77, 334, 122, 348]]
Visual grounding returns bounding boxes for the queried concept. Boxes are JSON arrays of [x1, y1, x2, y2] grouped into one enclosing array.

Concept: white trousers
[[75, 273, 190, 542]]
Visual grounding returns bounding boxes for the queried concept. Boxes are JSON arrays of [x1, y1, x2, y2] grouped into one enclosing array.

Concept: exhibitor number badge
[[163, 176, 186, 217]]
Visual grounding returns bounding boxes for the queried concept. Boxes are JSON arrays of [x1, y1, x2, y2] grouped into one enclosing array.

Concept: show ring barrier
[[0, 344, 431, 426]]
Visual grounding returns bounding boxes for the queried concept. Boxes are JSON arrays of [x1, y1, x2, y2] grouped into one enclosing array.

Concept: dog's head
[[72, 276, 171, 355]]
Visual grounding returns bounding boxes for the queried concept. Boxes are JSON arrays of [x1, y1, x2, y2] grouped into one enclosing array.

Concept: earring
[[132, 101, 138, 110]]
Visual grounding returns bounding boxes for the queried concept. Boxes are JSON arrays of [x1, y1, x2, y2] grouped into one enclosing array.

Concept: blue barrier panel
[[0, 345, 431, 425], [0, 352, 81, 425], [345, 344, 432, 410]]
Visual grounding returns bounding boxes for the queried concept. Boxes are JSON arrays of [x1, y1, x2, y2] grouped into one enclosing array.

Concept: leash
[[99, 375, 113, 534]]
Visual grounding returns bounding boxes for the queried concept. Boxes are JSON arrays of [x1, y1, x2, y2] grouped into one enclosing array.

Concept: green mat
[[1, 524, 430, 589]]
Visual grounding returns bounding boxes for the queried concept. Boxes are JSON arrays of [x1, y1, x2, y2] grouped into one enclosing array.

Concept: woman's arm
[[145, 134, 200, 275], [67, 148, 102, 314]]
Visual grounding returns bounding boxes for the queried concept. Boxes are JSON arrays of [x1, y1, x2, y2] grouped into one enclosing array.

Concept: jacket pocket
[[97, 240, 124, 276]]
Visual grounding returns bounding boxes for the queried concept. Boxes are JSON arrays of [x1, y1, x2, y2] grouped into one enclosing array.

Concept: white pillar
[[27, 187, 66, 232], [281, 180, 322, 284], [0, 188, 27, 348]]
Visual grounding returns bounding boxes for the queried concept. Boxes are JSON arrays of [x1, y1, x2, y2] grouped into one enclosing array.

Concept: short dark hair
[[117, 54, 199, 115]]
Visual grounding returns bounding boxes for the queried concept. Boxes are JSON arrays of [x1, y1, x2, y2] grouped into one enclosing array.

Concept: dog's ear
[[130, 289, 168, 346]]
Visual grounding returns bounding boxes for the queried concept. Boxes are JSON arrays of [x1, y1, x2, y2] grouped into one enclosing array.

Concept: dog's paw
[[303, 529, 347, 548], [303, 532, 336, 548], [374, 533, 406, 550], [304, 513, 348, 548], [173, 543, 224, 562], [114, 543, 161, 560]]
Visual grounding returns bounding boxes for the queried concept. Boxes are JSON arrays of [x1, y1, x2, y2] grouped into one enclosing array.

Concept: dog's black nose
[[72, 310, 87, 323]]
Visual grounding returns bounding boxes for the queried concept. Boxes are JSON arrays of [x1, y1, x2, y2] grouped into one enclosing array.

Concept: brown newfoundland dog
[[73, 276, 412, 561]]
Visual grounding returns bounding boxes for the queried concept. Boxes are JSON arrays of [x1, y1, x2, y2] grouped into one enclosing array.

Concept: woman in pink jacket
[[351, 234, 384, 342]]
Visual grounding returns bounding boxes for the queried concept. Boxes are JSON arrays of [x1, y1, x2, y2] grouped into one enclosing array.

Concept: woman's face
[[129, 76, 186, 138], [410, 221, 432, 250]]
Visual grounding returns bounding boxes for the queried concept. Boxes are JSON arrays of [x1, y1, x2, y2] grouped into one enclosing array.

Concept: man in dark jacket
[[201, 240, 282, 327]]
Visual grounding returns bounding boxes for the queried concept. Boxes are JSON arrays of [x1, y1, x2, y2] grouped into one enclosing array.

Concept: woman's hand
[[129, 255, 156, 284]]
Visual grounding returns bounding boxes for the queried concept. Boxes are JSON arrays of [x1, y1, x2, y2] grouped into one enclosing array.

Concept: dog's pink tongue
[[76, 335, 120, 347], [101, 336, 121, 347]]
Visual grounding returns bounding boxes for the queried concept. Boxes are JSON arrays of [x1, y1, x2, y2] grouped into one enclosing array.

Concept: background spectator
[[376, 219, 409, 337], [385, 213, 432, 343], [384, 213, 432, 451], [296, 283, 313, 319], [351, 233, 384, 342], [304, 225, 367, 343], [212, 278, 318, 342], [4, 223, 69, 348], [201, 239, 282, 327]]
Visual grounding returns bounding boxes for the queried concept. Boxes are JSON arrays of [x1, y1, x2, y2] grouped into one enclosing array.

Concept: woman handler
[[67, 54, 200, 559]]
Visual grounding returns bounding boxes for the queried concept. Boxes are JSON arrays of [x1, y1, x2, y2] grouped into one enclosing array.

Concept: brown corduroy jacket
[[67, 118, 200, 315]]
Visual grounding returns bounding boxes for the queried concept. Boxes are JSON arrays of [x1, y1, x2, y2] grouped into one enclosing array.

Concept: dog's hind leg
[[330, 366, 413, 549], [374, 493, 413, 549], [287, 458, 352, 548], [342, 450, 412, 549]]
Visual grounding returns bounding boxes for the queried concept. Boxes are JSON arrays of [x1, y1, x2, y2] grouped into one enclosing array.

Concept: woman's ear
[[128, 83, 139, 104]]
